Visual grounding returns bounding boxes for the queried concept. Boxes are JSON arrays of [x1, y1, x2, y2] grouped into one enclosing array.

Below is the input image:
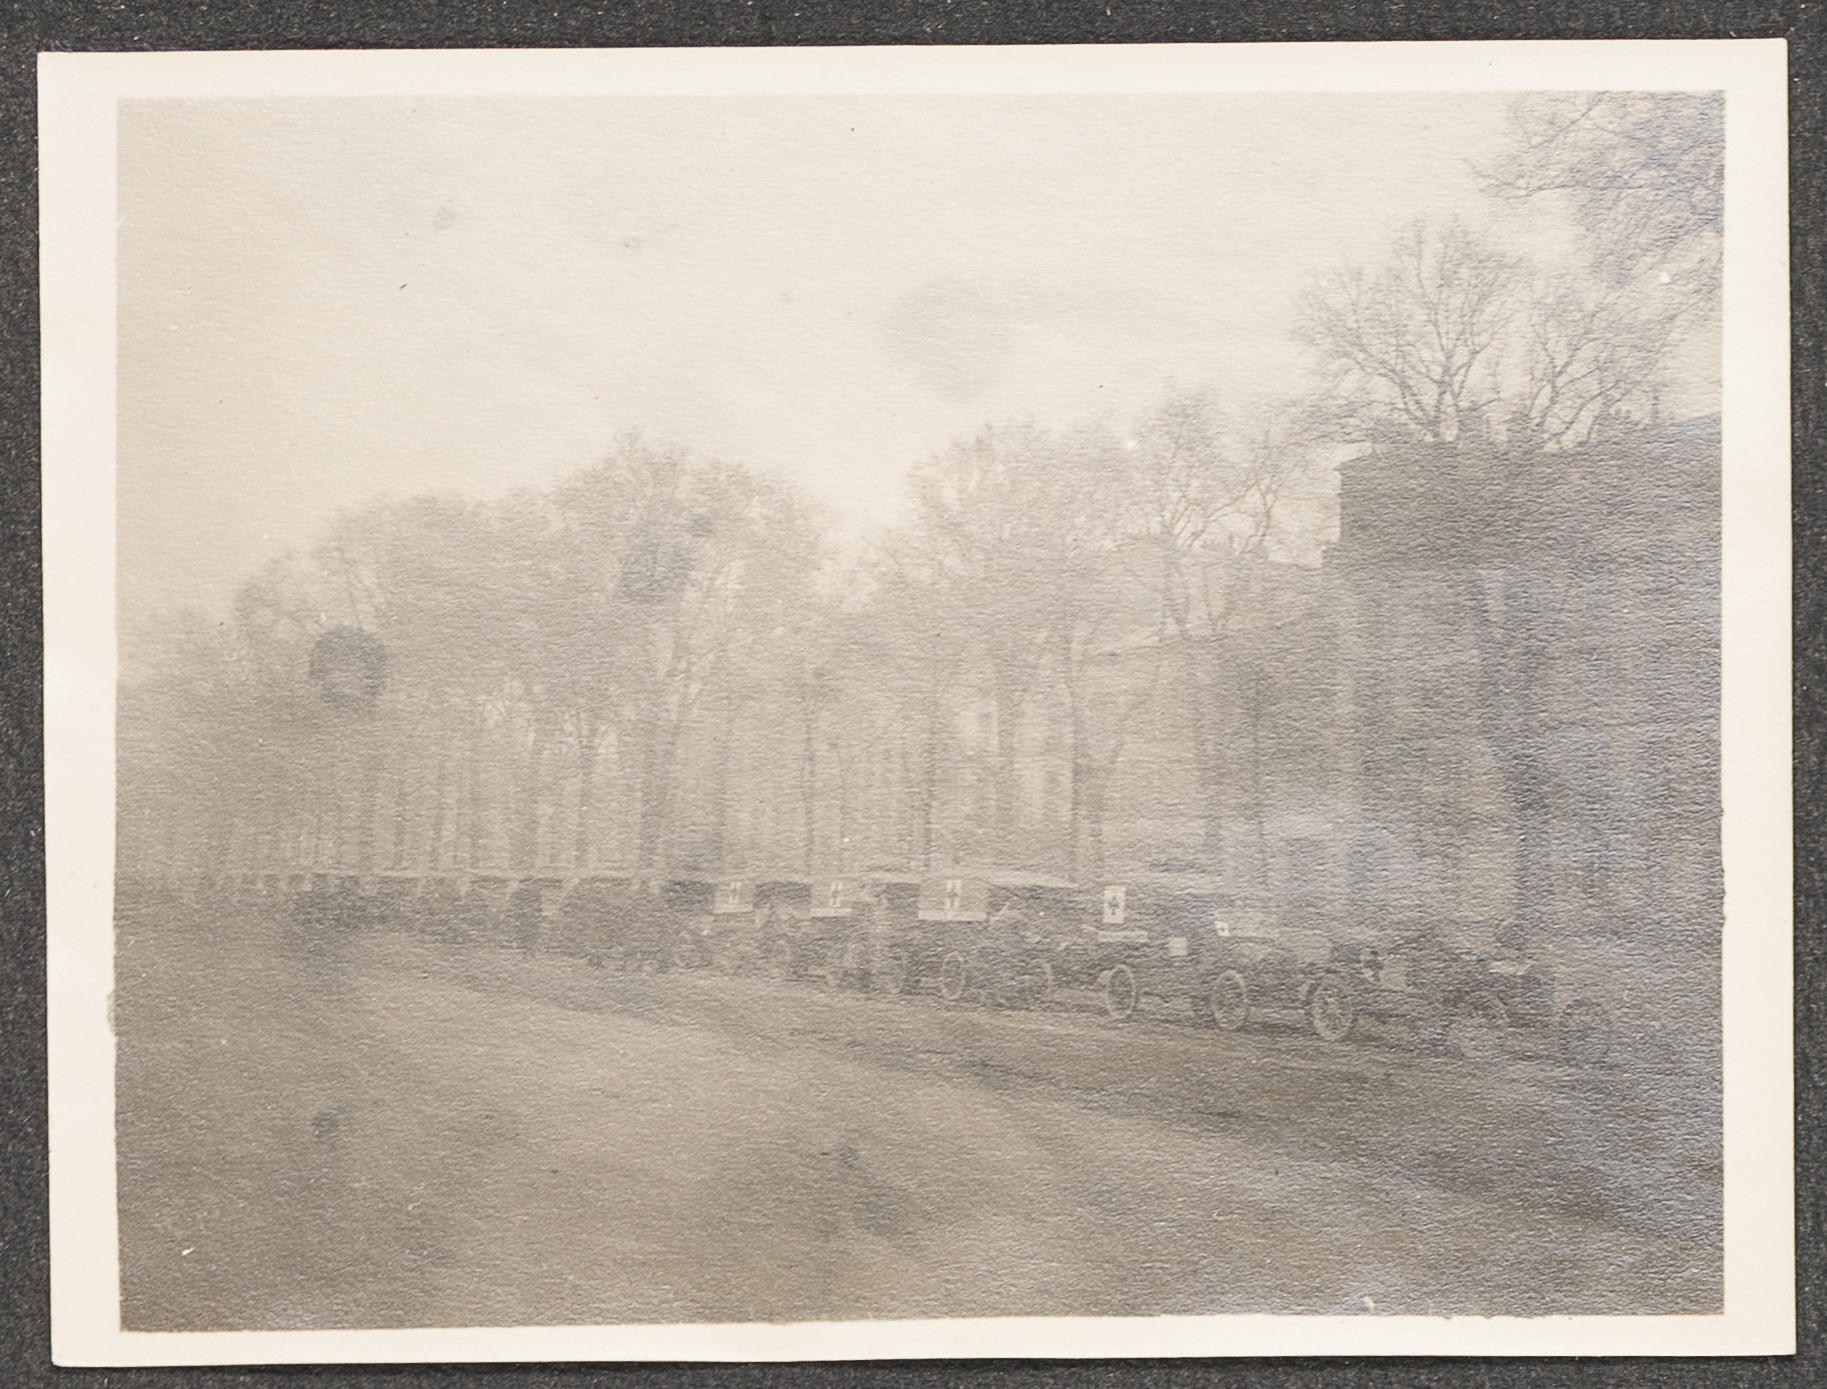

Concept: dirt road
[[115, 907, 1721, 1329]]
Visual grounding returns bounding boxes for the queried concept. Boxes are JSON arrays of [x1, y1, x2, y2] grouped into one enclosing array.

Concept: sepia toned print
[[44, 45, 1788, 1360]]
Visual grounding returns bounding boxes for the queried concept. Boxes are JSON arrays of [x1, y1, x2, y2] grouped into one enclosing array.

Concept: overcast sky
[[119, 92, 1572, 627]]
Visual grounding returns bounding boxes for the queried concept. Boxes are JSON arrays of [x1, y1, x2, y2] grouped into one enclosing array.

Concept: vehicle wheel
[[938, 950, 969, 1002], [765, 937, 793, 981], [1103, 963, 1138, 1021], [1309, 976, 1356, 1042], [1557, 998, 1614, 1066], [1209, 969, 1250, 1032], [671, 938, 699, 971], [1452, 991, 1510, 1061]]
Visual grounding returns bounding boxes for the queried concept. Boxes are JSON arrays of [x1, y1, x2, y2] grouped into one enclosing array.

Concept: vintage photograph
[[40, 43, 1793, 1361]]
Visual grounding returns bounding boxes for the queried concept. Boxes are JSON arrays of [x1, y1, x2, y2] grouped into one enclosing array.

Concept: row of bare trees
[[121, 438, 826, 880], [853, 397, 1327, 879], [120, 388, 1326, 885]]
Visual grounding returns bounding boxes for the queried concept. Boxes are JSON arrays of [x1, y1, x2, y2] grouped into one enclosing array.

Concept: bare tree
[[1516, 276, 1687, 448], [1116, 391, 1324, 872], [903, 422, 1075, 862], [1016, 423, 1147, 879], [116, 430, 826, 891], [1296, 221, 1520, 447], [1483, 91, 1723, 452], [861, 534, 971, 872], [792, 660, 837, 873], [552, 435, 823, 875], [1300, 208, 1702, 454], [1483, 92, 1723, 291]]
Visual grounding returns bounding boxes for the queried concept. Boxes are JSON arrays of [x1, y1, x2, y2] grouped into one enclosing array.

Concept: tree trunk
[[573, 720, 599, 871], [711, 691, 735, 869], [918, 682, 941, 872], [325, 733, 349, 867], [510, 724, 545, 873], [1465, 567, 1559, 946], [356, 726, 381, 872], [1062, 635, 1086, 881], [1494, 737, 1557, 947], [653, 735, 677, 874], [635, 696, 673, 873], [464, 707, 485, 870], [390, 755, 410, 870], [993, 679, 1020, 861], [1082, 762, 1109, 884], [1248, 665, 1272, 897], [425, 717, 452, 872], [1490, 622, 1557, 947], [835, 745, 851, 874], [801, 700, 819, 875], [205, 778, 236, 877], [1188, 665, 1228, 869]]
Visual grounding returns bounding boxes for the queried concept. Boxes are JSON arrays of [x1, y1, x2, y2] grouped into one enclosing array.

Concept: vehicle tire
[[1103, 963, 1138, 1021], [1308, 976, 1356, 1042], [671, 937, 699, 972], [1452, 990, 1510, 1061], [1209, 968, 1250, 1032], [1557, 998, 1614, 1066], [765, 937, 793, 981], [938, 950, 969, 1002]]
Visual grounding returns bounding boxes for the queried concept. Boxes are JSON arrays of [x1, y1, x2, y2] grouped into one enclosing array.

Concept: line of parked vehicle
[[138, 865, 1618, 1067]]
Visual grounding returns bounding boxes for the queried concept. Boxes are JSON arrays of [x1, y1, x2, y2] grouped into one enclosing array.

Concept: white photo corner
[[40, 41, 1792, 1365]]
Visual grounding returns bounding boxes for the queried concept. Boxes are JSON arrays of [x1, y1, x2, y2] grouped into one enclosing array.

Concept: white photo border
[[42, 39, 1794, 1365]]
